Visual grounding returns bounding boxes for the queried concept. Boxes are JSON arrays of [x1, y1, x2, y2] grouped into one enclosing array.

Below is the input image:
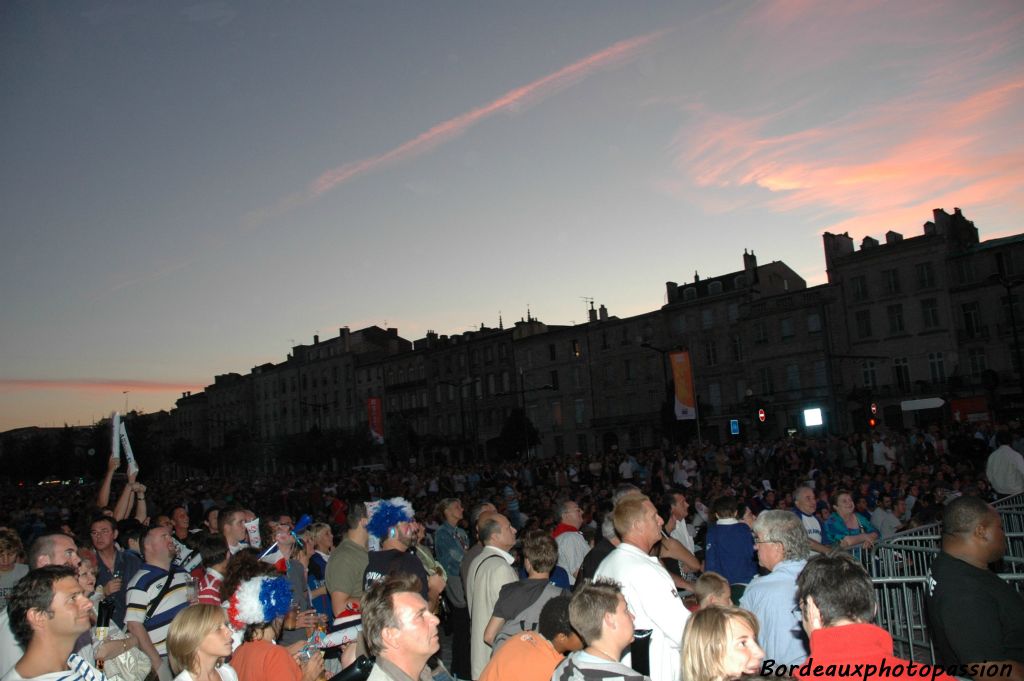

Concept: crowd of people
[[0, 418, 1022, 681]]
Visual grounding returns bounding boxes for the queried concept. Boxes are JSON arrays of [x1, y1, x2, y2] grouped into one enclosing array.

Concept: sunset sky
[[1, 1, 1022, 431]]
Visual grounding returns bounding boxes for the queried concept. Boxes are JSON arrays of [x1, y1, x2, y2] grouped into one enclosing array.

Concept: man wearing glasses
[[90, 515, 142, 629], [740, 510, 810, 667]]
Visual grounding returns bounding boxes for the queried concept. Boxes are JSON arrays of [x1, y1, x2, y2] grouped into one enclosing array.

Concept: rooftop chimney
[[599, 304, 608, 321], [588, 302, 598, 323]]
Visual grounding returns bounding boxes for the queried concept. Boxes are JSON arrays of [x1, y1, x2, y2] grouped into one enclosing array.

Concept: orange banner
[[670, 350, 696, 420]]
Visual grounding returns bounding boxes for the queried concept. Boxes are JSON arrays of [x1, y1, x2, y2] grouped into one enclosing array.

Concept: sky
[[1, 1, 1022, 431]]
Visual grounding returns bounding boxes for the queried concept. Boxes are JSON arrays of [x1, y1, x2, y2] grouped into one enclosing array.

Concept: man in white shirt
[[792, 486, 828, 554], [986, 431, 1024, 496], [595, 494, 689, 681]]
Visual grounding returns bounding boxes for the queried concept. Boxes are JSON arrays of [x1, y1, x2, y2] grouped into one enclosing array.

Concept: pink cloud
[[666, 67, 1024, 240], [0, 379, 205, 393]]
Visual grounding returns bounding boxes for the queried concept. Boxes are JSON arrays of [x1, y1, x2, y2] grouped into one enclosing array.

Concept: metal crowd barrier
[[854, 492, 1024, 664]]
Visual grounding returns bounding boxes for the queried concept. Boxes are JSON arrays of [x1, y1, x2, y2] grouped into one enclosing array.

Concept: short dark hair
[[538, 594, 575, 640], [796, 554, 875, 626], [522, 530, 558, 574], [8, 565, 78, 647], [347, 502, 368, 531], [90, 515, 117, 533], [711, 496, 737, 521], [943, 496, 994, 536], [219, 507, 246, 534], [362, 573, 423, 656], [195, 532, 228, 566], [117, 520, 145, 548]]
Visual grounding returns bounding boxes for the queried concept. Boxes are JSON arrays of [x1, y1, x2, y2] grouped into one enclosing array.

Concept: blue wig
[[366, 497, 415, 539]]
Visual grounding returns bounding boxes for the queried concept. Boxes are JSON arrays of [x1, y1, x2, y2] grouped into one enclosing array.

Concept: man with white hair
[[552, 498, 588, 586], [741, 510, 810, 666]]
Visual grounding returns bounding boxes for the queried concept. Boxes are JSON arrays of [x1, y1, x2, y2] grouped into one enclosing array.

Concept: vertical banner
[[119, 422, 140, 476], [110, 412, 121, 460], [367, 397, 385, 444], [670, 350, 697, 420]]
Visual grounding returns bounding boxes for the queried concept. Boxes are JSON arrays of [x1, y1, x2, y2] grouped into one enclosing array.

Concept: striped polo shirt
[[124, 563, 190, 656]]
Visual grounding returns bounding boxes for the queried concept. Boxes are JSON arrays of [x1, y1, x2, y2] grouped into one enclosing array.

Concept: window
[[552, 401, 562, 427], [683, 287, 697, 301], [786, 364, 801, 391], [968, 348, 987, 376], [996, 251, 1016, 276], [812, 360, 826, 388], [484, 346, 493, 362], [759, 367, 774, 395], [807, 312, 821, 333], [572, 366, 582, 389], [708, 281, 723, 295], [502, 371, 511, 393], [732, 335, 743, 361], [921, 298, 940, 328], [549, 370, 560, 390], [892, 357, 911, 392], [1002, 294, 1023, 326], [488, 374, 496, 395], [705, 341, 718, 366], [754, 321, 768, 344], [862, 361, 877, 389], [708, 382, 722, 408], [851, 276, 868, 301], [957, 259, 975, 284], [883, 269, 901, 295], [672, 315, 686, 334], [962, 302, 982, 337], [702, 309, 714, 330], [548, 344, 556, 361], [916, 262, 935, 289], [887, 304, 905, 334], [928, 352, 946, 383], [576, 434, 588, 455], [624, 359, 633, 381], [574, 399, 585, 424], [855, 310, 873, 339], [780, 317, 794, 338], [571, 340, 582, 358], [728, 303, 739, 323]]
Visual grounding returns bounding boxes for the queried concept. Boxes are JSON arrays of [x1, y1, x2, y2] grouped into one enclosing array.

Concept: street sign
[[730, 419, 740, 435], [901, 397, 945, 412], [870, 402, 877, 415]]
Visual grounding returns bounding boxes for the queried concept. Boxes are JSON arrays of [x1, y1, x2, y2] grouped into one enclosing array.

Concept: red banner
[[367, 397, 384, 444]]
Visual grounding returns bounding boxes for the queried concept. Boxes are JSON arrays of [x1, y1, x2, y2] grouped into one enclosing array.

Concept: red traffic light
[[758, 408, 766, 423], [868, 417, 877, 428]]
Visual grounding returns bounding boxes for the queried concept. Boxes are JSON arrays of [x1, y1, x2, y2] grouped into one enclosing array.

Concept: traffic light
[[868, 416, 877, 429]]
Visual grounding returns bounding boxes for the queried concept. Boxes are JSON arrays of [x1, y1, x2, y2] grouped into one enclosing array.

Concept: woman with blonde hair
[[682, 606, 765, 681], [167, 604, 238, 681]]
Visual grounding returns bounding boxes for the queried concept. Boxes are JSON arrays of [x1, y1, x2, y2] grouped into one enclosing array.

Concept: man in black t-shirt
[[362, 497, 430, 603], [926, 496, 1024, 681]]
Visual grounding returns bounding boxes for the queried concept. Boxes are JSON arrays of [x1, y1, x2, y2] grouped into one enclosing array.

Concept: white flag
[[119, 422, 139, 476], [111, 412, 121, 461]]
